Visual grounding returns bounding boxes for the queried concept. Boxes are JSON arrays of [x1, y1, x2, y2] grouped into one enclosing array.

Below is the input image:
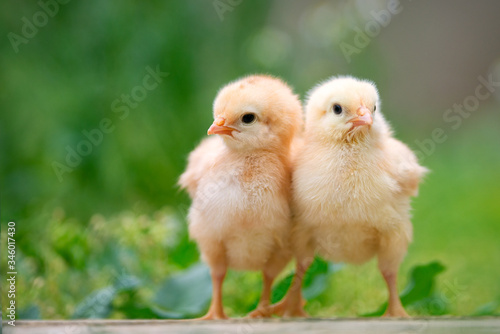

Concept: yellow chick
[[179, 75, 303, 319], [273, 76, 427, 317]]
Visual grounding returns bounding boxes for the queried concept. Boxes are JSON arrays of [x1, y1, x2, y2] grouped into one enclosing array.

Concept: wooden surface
[[3, 318, 499, 334]]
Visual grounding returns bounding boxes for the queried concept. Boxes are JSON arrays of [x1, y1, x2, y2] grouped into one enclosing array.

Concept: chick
[[179, 75, 303, 319], [273, 76, 427, 317]]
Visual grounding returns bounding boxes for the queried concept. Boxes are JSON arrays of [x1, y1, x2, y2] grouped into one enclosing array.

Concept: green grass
[[2, 108, 499, 319]]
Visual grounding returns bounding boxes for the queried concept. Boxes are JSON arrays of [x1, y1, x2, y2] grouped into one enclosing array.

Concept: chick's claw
[[383, 307, 410, 318], [247, 306, 273, 318], [268, 299, 308, 318], [197, 310, 229, 321]]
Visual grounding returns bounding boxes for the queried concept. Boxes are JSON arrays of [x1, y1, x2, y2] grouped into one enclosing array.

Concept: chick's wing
[[384, 137, 428, 197], [178, 136, 223, 198]]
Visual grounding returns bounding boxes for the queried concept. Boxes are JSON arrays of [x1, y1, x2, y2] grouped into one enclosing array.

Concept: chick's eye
[[374, 105, 377, 112], [241, 113, 256, 124], [333, 104, 343, 115]]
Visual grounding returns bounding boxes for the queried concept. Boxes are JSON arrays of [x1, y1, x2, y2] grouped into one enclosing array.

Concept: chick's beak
[[349, 106, 373, 127], [207, 117, 239, 136]]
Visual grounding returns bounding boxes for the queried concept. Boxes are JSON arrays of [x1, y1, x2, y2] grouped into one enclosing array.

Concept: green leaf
[[113, 290, 176, 319], [166, 229, 200, 269], [72, 274, 141, 319], [72, 286, 117, 319], [271, 272, 294, 303], [18, 305, 41, 320], [271, 257, 343, 303], [114, 274, 142, 291], [304, 262, 344, 300], [473, 298, 500, 316], [152, 262, 212, 318], [400, 262, 446, 305], [362, 261, 446, 317], [303, 272, 329, 300]]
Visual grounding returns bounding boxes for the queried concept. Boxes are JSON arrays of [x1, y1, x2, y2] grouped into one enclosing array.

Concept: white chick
[[273, 76, 427, 318]]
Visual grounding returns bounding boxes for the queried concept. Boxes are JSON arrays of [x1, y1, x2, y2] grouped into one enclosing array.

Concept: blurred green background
[[1, 0, 499, 319]]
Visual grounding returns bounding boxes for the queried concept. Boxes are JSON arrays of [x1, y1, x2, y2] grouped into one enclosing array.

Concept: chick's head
[[305, 76, 385, 143], [208, 75, 303, 151]]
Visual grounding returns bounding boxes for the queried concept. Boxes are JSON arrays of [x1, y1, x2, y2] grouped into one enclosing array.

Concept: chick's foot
[[269, 298, 308, 318], [382, 305, 410, 318], [196, 309, 229, 320]]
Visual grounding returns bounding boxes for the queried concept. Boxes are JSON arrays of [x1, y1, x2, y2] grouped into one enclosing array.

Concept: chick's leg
[[271, 255, 312, 317], [269, 228, 314, 317], [247, 272, 275, 318], [248, 248, 291, 318], [198, 242, 228, 320], [199, 269, 227, 320], [377, 231, 410, 318]]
